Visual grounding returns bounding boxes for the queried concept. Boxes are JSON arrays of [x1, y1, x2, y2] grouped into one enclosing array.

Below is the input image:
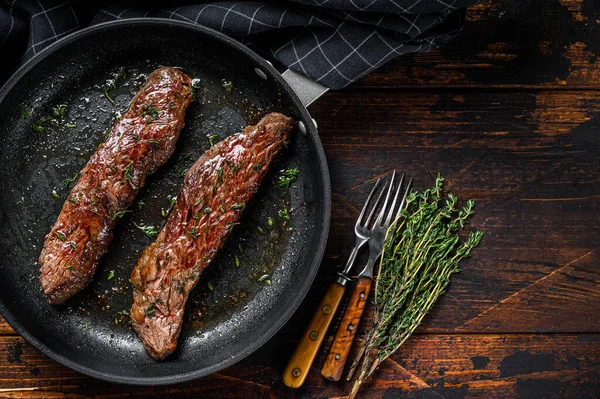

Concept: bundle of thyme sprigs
[[347, 175, 483, 399]]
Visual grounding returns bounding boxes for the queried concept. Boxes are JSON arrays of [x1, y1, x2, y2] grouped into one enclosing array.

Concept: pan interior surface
[[0, 20, 328, 384]]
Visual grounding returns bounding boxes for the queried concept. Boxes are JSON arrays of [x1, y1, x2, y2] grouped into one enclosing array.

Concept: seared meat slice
[[39, 67, 193, 305], [130, 112, 295, 360]]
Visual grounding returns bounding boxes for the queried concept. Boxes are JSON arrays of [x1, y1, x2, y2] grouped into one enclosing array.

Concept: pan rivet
[[309, 331, 318, 340], [298, 121, 307, 135], [335, 354, 341, 360], [348, 323, 354, 331], [254, 68, 268, 80], [322, 305, 332, 314], [292, 368, 301, 377], [312, 118, 318, 130], [360, 292, 365, 299]]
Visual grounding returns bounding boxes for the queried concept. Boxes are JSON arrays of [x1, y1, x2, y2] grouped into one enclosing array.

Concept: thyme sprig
[[348, 175, 483, 399]]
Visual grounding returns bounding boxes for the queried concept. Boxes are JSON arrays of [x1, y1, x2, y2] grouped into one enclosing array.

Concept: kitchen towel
[[0, 0, 480, 89]]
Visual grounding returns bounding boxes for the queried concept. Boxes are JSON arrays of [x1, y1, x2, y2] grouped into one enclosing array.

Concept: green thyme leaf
[[277, 168, 299, 189], [133, 222, 159, 239], [62, 173, 78, 187]]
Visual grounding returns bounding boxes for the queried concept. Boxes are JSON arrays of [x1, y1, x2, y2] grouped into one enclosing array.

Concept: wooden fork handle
[[283, 282, 345, 388], [321, 277, 372, 381]]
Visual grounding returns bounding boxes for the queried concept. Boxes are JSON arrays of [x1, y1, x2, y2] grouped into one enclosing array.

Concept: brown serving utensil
[[283, 177, 389, 388], [321, 172, 412, 381]]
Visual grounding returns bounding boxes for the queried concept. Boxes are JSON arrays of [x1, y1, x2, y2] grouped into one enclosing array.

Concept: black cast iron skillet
[[0, 19, 330, 385]]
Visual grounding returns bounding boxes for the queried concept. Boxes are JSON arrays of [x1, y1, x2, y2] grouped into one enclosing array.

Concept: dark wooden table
[[2, 1, 599, 398]]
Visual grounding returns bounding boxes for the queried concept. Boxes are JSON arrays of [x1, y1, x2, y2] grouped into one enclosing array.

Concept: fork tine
[[393, 177, 412, 222], [383, 173, 405, 227], [374, 170, 396, 227], [364, 181, 388, 227], [356, 178, 381, 229]]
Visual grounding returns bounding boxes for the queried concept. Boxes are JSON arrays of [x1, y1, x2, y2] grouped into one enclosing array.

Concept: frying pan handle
[[283, 282, 345, 388], [281, 69, 329, 108]]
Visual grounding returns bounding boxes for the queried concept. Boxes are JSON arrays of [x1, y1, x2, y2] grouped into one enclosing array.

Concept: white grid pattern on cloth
[[0, 0, 79, 61], [1, 0, 475, 89]]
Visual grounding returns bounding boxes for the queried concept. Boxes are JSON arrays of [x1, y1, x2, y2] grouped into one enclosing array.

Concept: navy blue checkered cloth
[[0, 0, 479, 89]]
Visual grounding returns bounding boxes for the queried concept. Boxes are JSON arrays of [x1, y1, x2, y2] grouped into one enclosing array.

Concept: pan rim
[[0, 18, 331, 386]]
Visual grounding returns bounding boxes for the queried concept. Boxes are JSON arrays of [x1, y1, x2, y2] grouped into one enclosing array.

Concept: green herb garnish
[[145, 302, 155, 317], [112, 210, 129, 220], [187, 228, 198, 240], [347, 175, 483, 399], [161, 196, 177, 218], [69, 241, 76, 249], [235, 256, 240, 267], [102, 127, 111, 142], [65, 265, 75, 271], [66, 122, 77, 128], [22, 111, 31, 120], [54, 231, 66, 241], [174, 153, 192, 177], [222, 80, 233, 93], [278, 207, 290, 220], [133, 222, 159, 239], [123, 163, 134, 183], [103, 67, 127, 105], [253, 163, 263, 172], [257, 274, 272, 286], [32, 120, 46, 133], [142, 104, 159, 123], [62, 173, 78, 187], [52, 189, 60, 199], [192, 78, 202, 89], [107, 271, 115, 280], [52, 104, 68, 118], [207, 282, 214, 291], [225, 159, 241, 173], [137, 201, 145, 210], [231, 203, 245, 211], [277, 168, 299, 189]]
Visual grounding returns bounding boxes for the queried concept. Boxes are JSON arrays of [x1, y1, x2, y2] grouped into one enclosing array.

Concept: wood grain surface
[[1, 0, 599, 398]]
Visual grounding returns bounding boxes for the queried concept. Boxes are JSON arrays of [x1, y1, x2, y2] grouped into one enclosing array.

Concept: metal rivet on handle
[[298, 121, 307, 136], [360, 292, 365, 299], [322, 304, 332, 314], [348, 323, 354, 331], [292, 368, 301, 377], [309, 331, 318, 340], [335, 354, 341, 360], [254, 68, 268, 80]]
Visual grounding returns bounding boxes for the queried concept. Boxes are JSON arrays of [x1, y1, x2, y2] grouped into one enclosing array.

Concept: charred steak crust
[[39, 67, 193, 305], [130, 112, 295, 360]]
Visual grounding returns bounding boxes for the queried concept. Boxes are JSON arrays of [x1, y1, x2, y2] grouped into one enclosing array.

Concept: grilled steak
[[39, 67, 193, 305], [130, 112, 295, 360]]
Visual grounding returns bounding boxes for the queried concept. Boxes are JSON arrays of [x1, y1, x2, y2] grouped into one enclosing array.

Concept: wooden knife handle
[[321, 277, 372, 381], [283, 282, 345, 388]]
